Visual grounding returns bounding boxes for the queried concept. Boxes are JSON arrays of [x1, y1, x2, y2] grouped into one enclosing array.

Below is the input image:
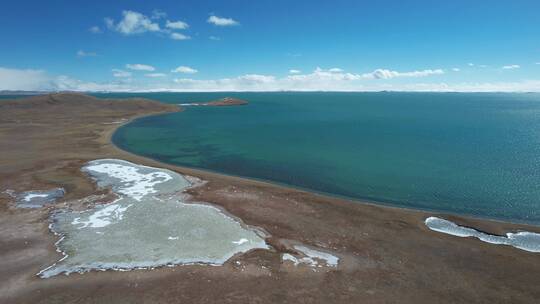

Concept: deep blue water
[[106, 92, 540, 224]]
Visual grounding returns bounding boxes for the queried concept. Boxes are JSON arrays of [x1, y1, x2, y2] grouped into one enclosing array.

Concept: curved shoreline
[[109, 104, 540, 229], [4, 93, 540, 303]]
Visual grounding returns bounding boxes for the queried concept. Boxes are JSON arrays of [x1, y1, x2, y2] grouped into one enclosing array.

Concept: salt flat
[[39, 159, 268, 278]]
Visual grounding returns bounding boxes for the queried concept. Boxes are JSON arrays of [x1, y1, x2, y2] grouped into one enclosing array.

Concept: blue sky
[[1, 0, 539, 91]]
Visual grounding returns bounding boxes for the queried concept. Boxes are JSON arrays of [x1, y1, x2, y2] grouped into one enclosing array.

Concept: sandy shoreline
[[2, 93, 540, 303]]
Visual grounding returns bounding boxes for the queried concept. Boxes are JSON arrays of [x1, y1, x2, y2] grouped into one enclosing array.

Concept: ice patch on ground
[[425, 216, 540, 253], [295, 245, 339, 267], [72, 201, 131, 229], [232, 238, 249, 245], [39, 159, 268, 278], [8, 188, 65, 208], [23, 193, 49, 201], [282, 245, 339, 268], [82, 159, 180, 201], [282, 253, 301, 265]]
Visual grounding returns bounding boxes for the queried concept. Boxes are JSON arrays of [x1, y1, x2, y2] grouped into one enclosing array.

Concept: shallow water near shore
[[106, 92, 540, 225]]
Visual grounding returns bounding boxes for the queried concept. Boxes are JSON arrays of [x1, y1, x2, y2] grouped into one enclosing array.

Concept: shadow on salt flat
[[425, 216, 540, 253]]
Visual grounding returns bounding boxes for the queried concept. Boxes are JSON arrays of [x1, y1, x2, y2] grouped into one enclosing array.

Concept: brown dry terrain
[[1, 93, 540, 304]]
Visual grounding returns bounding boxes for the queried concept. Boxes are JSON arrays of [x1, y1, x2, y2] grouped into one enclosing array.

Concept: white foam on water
[[425, 216, 540, 253]]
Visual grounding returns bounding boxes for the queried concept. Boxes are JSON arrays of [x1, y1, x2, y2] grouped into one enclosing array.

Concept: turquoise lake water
[[104, 92, 540, 224]]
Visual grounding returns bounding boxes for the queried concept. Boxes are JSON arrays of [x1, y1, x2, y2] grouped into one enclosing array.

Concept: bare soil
[[1, 93, 539, 304]]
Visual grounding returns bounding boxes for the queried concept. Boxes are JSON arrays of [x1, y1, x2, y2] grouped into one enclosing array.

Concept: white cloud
[[171, 66, 198, 74], [106, 11, 160, 35], [89, 26, 102, 34], [209, 36, 221, 41], [173, 74, 276, 91], [237, 74, 275, 83], [286, 67, 362, 82], [289, 69, 301, 74], [328, 68, 343, 73], [168, 68, 444, 92], [166, 20, 188, 30], [469, 63, 488, 68], [502, 64, 520, 70], [145, 73, 167, 78], [170, 32, 190, 40], [361, 68, 444, 79], [112, 69, 132, 78], [0, 67, 51, 91], [207, 15, 239, 26], [452, 68, 460, 72], [151, 9, 167, 20], [3, 66, 540, 93], [77, 50, 97, 57], [126, 64, 155, 71]]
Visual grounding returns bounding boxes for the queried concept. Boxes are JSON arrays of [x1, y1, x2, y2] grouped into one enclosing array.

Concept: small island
[[179, 97, 248, 107]]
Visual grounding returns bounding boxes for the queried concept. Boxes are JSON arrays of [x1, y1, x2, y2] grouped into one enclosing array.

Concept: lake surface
[[107, 92, 540, 225]]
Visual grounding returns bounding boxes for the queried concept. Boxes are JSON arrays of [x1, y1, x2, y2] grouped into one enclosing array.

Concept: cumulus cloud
[[112, 69, 132, 78], [171, 66, 198, 74], [126, 64, 155, 71], [207, 15, 239, 26], [89, 26, 102, 34], [173, 74, 275, 91], [170, 32, 190, 40], [106, 11, 160, 35], [502, 64, 520, 70], [77, 50, 97, 57], [145, 73, 167, 78], [166, 20, 188, 30], [328, 68, 343, 73], [3, 66, 540, 93], [289, 69, 301, 74], [287, 67, 362, 82], [452, 68, 460, 72], [361, 68, 444, 79]]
